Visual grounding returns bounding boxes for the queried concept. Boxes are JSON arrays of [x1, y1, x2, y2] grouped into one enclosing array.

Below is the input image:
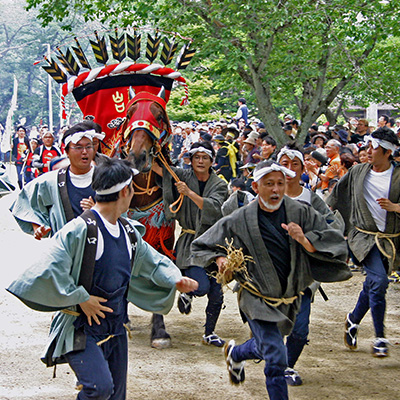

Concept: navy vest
[[66, 172, 96, 218], [75, 210, 132, 336]]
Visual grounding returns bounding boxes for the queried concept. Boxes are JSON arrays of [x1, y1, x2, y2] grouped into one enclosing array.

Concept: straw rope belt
[[238, 281, 303, 308], [179, 228, 196, 238], [61, 308, 80, 317], [355, 226, 400, 264], [96, 335, 115, 346], [61, 310, 132, 343]]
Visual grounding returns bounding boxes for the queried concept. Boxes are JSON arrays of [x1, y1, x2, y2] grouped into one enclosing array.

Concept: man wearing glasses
[[350, 119, 370, 144], [11, 120, 105, 240]]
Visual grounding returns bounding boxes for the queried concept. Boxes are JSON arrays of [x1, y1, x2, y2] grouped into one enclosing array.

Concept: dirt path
[[0, 191, 399, 400]]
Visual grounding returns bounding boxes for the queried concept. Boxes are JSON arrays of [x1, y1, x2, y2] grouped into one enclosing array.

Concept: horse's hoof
[[151, 338, 172, 349]]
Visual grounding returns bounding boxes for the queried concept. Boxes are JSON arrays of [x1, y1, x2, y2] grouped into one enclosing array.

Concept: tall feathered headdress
[[40, 27, 196, 155]]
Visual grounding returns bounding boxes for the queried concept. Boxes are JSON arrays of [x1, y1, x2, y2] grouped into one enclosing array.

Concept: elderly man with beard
[[191, 160, 350, 400]]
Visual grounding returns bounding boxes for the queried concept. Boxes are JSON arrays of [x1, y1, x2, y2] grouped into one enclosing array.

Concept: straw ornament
[[214, 238, 254, 287]]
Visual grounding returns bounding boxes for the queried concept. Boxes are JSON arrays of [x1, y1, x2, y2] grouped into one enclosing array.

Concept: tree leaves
[[22, 0, 400, 142]]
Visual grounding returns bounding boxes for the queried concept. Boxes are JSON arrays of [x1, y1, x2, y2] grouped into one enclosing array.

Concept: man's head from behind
[[92, 158, 136, 206]]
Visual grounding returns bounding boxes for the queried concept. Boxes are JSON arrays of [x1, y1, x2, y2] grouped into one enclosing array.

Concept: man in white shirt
[[11, 121, 105, 239], [328, 126, 400, 357], [233, 98, 249, 125]]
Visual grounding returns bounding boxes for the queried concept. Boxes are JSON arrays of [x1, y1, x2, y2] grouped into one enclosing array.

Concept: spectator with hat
[[213, 122, 223, 137], [336, 129, 349, 146], [242, 136, 260, 165], [311, 134, 328, 148], [199, 131, 212, 143], [283, 124, 295, 140], [284, 114, 293, 124], [181, 152, 192, 170], [238, 162, 255, 196]]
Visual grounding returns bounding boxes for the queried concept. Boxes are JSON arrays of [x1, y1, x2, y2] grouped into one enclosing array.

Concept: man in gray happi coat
[[191, 160, 350, 400], [327, 126, 400, 357], [160, 141, 228, 346]]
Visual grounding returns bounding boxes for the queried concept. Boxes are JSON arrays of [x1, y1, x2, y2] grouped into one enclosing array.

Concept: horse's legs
[[151, 314, 171, 349]]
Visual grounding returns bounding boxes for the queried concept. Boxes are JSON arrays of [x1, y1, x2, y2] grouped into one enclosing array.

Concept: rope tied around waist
[[179, 228, 196, 238], [213, 238, 302, 307], [238, 281, 303, 308], [355, 226, 400, 264], [61, 310, 133, 341], [61, 308, 80, 316], [96, 335, 115, 346]]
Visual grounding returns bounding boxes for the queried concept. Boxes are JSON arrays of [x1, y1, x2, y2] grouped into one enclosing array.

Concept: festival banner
[[1, 75, 18, 154]]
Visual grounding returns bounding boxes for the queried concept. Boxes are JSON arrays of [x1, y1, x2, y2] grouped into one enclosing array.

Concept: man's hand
[[175, 181, 191, 196], [304, 159, 318, 175], [281, 222, 316, 253], [216, 256, 233, 282], [32, 224, 51, 240], [176, 277, 199, 293], [377, 198, 400, 213], [79, 295, 113, 326], [80, 196, 95, 211]]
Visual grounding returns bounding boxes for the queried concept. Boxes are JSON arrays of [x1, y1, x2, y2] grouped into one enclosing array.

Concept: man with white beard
[[191, 159, 350, 400]]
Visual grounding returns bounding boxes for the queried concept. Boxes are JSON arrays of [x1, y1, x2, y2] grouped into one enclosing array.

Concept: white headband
[[189, 146, 213, 159], [363, 135, 398, 153], [64, 129, 106, 147], [96, 176, 133, 195], [253, 163, 296, 182], [277, 148, 304, 164]]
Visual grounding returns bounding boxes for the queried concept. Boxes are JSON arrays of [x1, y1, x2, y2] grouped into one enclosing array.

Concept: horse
[[117, 87, 176, 349]]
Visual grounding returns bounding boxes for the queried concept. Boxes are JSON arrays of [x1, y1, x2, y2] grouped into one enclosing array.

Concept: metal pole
[[46, 44, 53, 133]]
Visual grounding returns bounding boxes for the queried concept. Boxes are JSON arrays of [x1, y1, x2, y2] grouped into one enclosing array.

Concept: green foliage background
[[2, 0, 400, 144]]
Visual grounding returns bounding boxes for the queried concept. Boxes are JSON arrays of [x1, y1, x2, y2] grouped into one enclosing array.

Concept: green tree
[[25, 0, 400, 145], [167, 77, 223, 121], [0, 0, 103, 130]]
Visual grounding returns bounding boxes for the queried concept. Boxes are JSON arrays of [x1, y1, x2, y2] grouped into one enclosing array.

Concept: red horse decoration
[[117, 87, 176, 349], [41, 28, 196, 349]]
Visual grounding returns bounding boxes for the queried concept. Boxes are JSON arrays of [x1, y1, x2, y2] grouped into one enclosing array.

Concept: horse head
[[119, 87, 171, 172]]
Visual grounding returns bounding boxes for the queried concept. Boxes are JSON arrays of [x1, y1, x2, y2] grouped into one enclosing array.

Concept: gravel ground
[[0, 166, 399, 399]]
